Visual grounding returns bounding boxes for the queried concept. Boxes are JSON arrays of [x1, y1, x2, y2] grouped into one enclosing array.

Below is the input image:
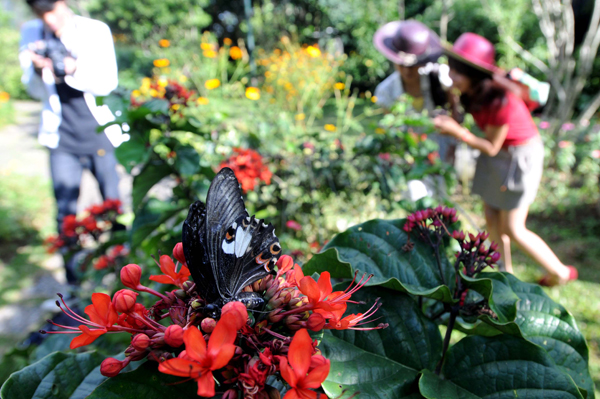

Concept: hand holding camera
[[27, 39, 75, 79]]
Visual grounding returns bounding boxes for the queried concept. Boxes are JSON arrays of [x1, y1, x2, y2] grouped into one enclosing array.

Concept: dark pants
[[49, 149, 120, 283]]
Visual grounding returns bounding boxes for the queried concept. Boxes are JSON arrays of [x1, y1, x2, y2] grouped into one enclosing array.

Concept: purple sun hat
[[373, 20, 443, 67]]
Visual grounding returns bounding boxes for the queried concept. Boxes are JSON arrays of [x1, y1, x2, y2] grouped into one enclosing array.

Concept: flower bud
[[222, 389, 238, 399], [164, 325, 184, 347], [173, 242, 186, 265], [100, 357, 129, 377], [490, 252, 501, 263], [182, 281, 194, 291], [265, 385, 281, 399], [150, 333, 165, 348], [222, 301, 248, 329], [174, 289, 187, 299], [201, 317, 216, 333], [112, 289, 138, 313], [191, 299, 203, 309], [268, 309, 284, 323], [306, 313, 326, 331], [121, 264, 142, 289], [131, 333, 150, 351]]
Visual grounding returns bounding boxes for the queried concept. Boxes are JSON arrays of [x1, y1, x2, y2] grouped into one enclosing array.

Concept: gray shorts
[[472, 137, 544, 210]]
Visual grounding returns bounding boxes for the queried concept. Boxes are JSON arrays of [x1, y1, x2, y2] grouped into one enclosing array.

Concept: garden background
[[1, 0, 600, 397]]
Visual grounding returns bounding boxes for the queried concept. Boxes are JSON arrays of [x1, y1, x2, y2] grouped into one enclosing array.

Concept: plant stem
[[435, 306, 458, 375]]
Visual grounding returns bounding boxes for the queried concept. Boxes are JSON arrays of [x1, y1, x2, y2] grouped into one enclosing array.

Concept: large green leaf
[[303, 218, 456, 302], [173, 144, 200, 177], [132, 161, 173, 210], [131, 198, 189, 247], [87, 362, 198, 398], [0, 351, 106, 399], [502, 273, 593, 398], [115, 134, 151, 174], [329, 285, 442, 372], [319, 334, 422, 399], [422, 335, 584, 398]]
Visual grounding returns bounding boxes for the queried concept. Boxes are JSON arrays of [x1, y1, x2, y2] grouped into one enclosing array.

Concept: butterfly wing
[[182, 200, 219, 303], [220, 215, 281, 298]]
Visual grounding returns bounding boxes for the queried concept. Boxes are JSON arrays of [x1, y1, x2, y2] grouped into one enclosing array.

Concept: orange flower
[[0, 92, 9, 103], [245, 87, 260, 100], [279, 329, 330, 399], [158, 311, 247, 397], [223, 38, 233, 46], [229, 46, 243, 60], [149, 255, 191, 288], [197, 97, 209, 105], [324, 124, 336, 132], [70, 325, 107, 349], [69, 293, 119, 349], [205, 79, 221, 90], [158, 39, 170, 47], [153, 58, 170, 68], [334, 82, 345, 90], [203, 50, 217, 58]]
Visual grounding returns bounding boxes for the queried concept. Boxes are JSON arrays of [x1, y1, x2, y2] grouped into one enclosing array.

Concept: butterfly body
[[182, 168, 281, 317]]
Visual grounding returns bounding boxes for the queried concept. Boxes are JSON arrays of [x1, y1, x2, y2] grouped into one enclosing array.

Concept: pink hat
[[373, 20, 442, 67], [444, 33, 498, 74]]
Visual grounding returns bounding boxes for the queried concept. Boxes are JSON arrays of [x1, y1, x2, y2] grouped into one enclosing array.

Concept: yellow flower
[[306, 46, 321, 58], [295, 113, 305, 121], [153, 58, 170, 68], [371, 96, 378, 103], [245, 87, 260, 100], [205, 79, 221, 90], [131, 90, 141, 98], [178, 75, 188, 83], [171, 104, 181, 111], [158, 39, 170, 48], [149, 89, 159, 97], [334, 82, 345, 90], [375, 128, 386, 134], [197, 97, 209, 105], [365, 59, 373, 67], [141, 77, 151, 88], [0, 91, 10, 103], [324, 124, 336, 131], [158, 78, 168, 87], [223, 38, 233, 46], [201, 43, 214, 51], [229, 46, 243, 60], [203, 50, 217, 58]]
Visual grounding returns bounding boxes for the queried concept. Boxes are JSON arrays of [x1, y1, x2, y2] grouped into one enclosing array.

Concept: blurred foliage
[[0, 11, 29, 100]]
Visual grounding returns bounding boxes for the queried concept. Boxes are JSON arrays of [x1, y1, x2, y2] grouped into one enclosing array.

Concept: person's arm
[[19, 20, 48, 100], [64, 20, 118, 96], [433, 115, 508, 157]]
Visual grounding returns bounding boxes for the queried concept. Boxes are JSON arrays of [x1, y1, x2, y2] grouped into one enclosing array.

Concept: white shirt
[[19, 15, 124, 149]]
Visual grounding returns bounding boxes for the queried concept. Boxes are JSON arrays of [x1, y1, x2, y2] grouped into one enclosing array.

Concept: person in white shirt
[[373, 20, 461, 200], [20, 0, 124, 283]]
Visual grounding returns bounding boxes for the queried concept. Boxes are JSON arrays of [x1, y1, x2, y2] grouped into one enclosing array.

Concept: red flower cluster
[[219, 148, 273, 193], [93, 245, 130, 271], [45, 199, 122, 254], [131, 79, 195, 110], [451, 231, 500, 276], [44, 244, 385, 398]]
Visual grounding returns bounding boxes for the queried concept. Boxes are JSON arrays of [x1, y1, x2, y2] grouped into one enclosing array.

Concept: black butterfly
[[182, 167, 281, 318]]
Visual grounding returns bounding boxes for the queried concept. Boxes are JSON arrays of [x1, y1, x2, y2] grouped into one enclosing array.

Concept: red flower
[[71, 325, 107, 349], [173, 242, 186, 265], [86, 293, 119, 327], [286, 220, 302, 231], [112, 289, 139, 313], [164, 325, 184, 347], [150, 255, 191, 288], [279, 329, 330, 399], [219, 148, 272, 193], [94, 255, 111, 270], [158, 310, 247, 397], [62, 215, 78, 237], [298, 272, 345, 314], [80, 216, 98, 232]]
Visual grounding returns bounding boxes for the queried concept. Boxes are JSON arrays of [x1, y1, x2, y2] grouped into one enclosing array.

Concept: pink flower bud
[[100, 357, 129, 377], [222, 301, 248, 329], [164, 325, 184, 347], [201, 317, 216, 333], [268, 309, 285, 323], [480, 232, 489, 241], [489, 242, 498, 251], [131, 333, 150, 351], [490, 252, 501, 263], [112, 289, 138, 313], [222, 390, 238, 399], [121, 264, 142, 289], [172, 242, 186, 264]]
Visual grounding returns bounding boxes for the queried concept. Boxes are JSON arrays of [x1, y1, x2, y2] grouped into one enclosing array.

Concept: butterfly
[[182, 167, 281, 318]]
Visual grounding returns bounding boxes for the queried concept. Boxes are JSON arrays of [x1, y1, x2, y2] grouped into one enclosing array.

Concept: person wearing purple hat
[[433, 32, 576, 286]]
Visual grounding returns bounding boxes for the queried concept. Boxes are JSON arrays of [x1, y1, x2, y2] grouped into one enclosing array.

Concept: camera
[[28, 39, 70, 78]]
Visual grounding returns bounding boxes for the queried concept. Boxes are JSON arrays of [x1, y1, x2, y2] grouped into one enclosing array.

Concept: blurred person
[[373, 20, 461, 164], [433, 33, 576, 286], [19, 0, 124, 283]]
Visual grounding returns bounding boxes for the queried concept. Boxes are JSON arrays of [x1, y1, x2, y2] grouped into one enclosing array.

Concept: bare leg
[[484, 203, 513, 273], [500, 206, 570, 283]]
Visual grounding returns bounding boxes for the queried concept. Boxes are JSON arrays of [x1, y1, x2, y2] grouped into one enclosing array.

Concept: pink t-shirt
[[471, 91, 539, 147]]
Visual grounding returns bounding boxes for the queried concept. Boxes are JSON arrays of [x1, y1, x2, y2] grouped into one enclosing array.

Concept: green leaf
[[115, 135, 152, 173], [87, 361, 198, 398], [131, 198, 189, 247], [308, 219, 456, 302], [0, 351, 106, 399], [319, 334, 422, 399], [429, 335, 584, 398], [173, 144, 200, 177], [132, 161, 173, 210], [142, 99, 170, 114], [329, 285, 442, 372], [419, 371, 479, 399]]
